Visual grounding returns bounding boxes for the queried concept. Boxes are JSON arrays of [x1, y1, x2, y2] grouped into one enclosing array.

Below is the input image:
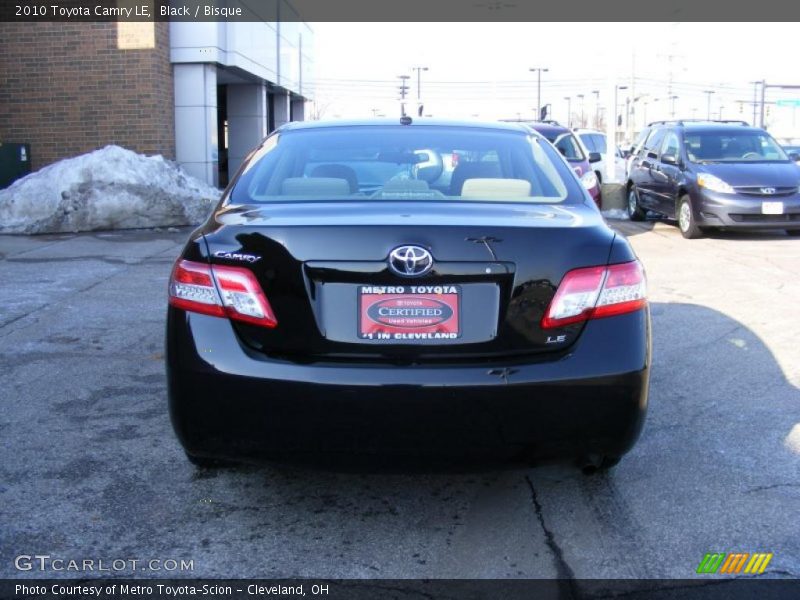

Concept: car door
[[650, 131, 683, 216], [630, 127, 666, 209]]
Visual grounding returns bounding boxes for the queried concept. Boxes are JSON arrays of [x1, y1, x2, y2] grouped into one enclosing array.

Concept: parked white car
[[575, 129, 626, 183]]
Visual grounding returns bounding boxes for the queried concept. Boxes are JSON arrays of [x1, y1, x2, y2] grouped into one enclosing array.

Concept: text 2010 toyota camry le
[[166, 119, 651, 470]]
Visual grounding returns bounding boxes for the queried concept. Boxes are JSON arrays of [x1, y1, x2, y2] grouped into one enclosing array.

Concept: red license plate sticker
[[359, 285, 460, 341]]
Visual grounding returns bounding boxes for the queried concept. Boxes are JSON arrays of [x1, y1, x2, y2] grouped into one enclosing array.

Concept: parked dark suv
[[626, 120, 800, 238]]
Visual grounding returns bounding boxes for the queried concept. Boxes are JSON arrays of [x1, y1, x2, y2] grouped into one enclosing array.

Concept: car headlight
[[697, 173, 734, 194], [580, 170, 598, 190]]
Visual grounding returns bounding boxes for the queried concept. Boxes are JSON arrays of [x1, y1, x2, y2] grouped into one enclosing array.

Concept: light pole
[[530, 67, 549, 121], [592, 90, 600, 128], [749, 80, 760, 125], [614, 85, 628, 145], [577, 94, 585, 127], [397, 75, 410, 117], [703, 90, 715, 120], [412, 66, 428, 115], [670, 95, 679, 118], [564, 96, 572, 127]]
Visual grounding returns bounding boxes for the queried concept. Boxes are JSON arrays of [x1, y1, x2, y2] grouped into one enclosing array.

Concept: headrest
[[309, 164, 359, 192], [460, 178, 532, 200]]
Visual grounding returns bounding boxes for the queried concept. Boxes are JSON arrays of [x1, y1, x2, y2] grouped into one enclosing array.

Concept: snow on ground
[[0, 145, 221, 234], [602, 208, 629, 220]]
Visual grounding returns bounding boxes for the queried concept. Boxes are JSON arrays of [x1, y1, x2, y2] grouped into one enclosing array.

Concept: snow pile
[[0, 146, 221, 234], [602, 208, 629, 221]]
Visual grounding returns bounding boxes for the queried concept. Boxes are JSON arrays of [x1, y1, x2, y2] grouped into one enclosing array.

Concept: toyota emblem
[[388, 245, 433, 277]]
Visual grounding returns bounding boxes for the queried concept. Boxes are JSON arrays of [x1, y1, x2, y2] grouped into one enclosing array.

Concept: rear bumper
[[166, 308, 651, 463], [694, 190, 800, 229]]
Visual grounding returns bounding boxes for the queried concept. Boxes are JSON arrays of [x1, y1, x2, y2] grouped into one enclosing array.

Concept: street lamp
[[592, 90, 600, 128], [703, 90, 715, 120], [397, 74, 410, 117], [577, 94, 585, 127], [564, 96, 572, 127], [412, 66, 428, 115], [529, 67, 549, 122], [669, 95, 679, 118], [614, 85, 628, 144]]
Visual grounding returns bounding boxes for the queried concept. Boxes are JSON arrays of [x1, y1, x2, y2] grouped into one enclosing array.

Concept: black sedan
[[166, 119, 651, 471]]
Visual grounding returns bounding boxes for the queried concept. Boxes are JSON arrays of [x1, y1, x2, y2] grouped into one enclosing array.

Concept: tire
[[579, 454, 622, 474], [627, 186, 646, 221], [185, 451, 233, 468], [677, 195, 703, 239], [786, 229, 800, 237]]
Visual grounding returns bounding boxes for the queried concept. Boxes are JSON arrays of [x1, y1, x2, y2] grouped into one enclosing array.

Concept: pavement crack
[[525, 474, 578, 593], [744, 482, 800, 494]]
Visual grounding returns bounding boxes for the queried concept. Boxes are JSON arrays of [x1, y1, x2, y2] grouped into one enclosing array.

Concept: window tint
[[230, 126, 582, 205], [551, 133, 586, 161], [592, 134, 607, 154], [643, 128, 666, 154], [661, 132, 680, 158], [579, 134, 596, 152]]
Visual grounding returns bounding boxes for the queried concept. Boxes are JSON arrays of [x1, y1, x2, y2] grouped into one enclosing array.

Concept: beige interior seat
[[460, 178, 532, 200]]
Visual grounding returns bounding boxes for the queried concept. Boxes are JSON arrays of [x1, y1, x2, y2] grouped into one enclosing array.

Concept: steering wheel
[[742, 152, 760, 159]]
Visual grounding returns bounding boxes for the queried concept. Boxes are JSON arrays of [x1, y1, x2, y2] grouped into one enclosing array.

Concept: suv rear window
[[229, 126, 582, 205]]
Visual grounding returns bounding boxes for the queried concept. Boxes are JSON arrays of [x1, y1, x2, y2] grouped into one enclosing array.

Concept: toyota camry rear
[[166, 120, 651, 470]]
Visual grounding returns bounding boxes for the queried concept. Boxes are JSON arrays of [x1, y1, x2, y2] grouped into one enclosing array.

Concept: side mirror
[[789, 152, 800, 162], [588, 152, 602, 163], [661, 153, 679, 166]]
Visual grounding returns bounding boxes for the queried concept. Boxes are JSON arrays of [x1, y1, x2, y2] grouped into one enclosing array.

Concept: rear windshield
[[684, 131, 789, 163], [229, 126, 583, 205]]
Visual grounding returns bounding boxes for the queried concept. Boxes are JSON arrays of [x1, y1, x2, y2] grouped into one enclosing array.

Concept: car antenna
[[400, 115, 413, 125]]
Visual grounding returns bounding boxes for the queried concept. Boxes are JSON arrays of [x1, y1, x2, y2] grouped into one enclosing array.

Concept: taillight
[[451, 152, 460, 167], [541, 260, 646, 329], [168, 259, 278, 328]]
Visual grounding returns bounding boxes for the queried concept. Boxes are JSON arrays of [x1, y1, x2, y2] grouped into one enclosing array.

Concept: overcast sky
[[310, 22, 800, 135]]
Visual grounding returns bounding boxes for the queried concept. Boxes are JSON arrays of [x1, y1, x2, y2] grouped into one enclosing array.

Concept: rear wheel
[[185, 451, 235, 469], [627, 186, 646, 221], [786, 229, 800, 237], [579, 454, 622, 474], [677, 195, 703, 239]]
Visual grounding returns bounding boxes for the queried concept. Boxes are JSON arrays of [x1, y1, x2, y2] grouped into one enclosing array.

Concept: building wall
[[0, 22, 175, 171]]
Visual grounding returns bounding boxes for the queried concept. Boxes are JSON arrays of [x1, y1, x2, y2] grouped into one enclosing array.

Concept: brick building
[[0, 11, 313, 187]]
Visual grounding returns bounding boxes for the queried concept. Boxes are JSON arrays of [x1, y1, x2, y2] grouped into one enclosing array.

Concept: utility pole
[[411, 66, 428, 115], [530, 67, 549, 121], [564, 96, 572, 127], [577, 94, 585, 127], [592, 90, 600, 128], [749, 81, 759, 125], [397, 75, 410, 117], [703, 90, 715, 120], [759, 79, 767, 127], [670, 95, 679, 118], [614, 85, 628, 145]]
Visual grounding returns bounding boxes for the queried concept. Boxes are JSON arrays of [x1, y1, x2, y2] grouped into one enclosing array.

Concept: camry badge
[[388, 245, 433, 277], [760, 187, 776, 195]]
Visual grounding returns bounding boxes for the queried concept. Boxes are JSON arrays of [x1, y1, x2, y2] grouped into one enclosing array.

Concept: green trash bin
[[0, 143, 32, 189]]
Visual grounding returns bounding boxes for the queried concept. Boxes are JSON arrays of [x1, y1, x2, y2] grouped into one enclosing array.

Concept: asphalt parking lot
[[1, 220, 798, 582]]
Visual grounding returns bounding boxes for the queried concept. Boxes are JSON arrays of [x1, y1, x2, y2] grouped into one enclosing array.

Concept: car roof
[[278, 118, 538, 136], [522, 122, 571, 136], [648, 121, 763, 134]]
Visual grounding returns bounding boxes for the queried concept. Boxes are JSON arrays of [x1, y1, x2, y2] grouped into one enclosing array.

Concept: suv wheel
[[678, 195, 703, 239], [627, 186, 646, 221], [786, 229, 800, 237]]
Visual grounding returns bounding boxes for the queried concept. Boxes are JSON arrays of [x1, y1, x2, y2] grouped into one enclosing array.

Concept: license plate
[[762, 201, 784, 215], [358, 285, 460, 341]]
